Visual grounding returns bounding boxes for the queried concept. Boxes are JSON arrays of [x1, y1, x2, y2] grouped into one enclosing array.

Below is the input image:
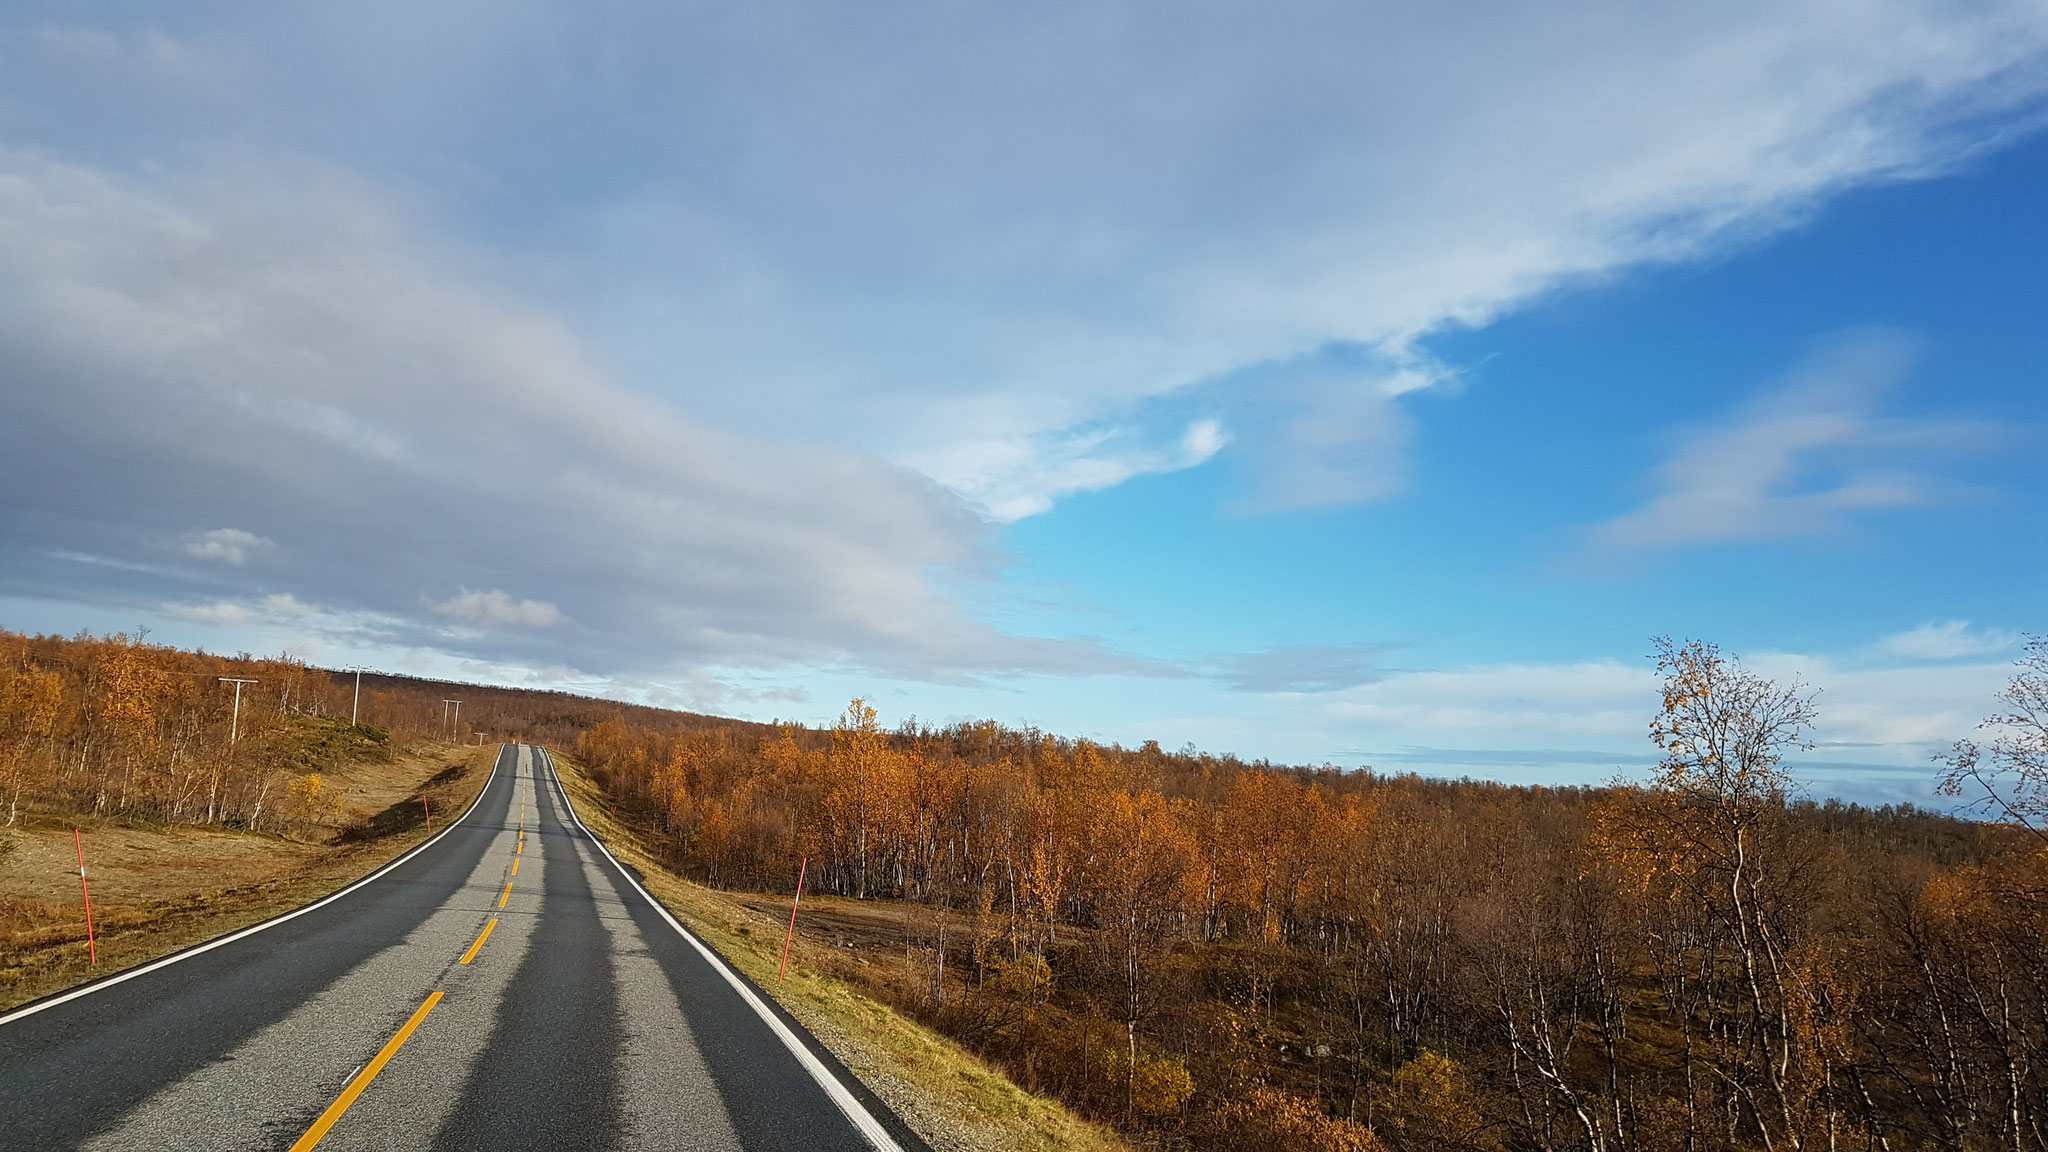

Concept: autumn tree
[[1600, 638, 1841, 1150], [1087, 789, 1198, 1124], [822, 699, 909, 899], [1471, 822, 1631, 1152], [2, 666, 64, 825], [1939, 634, 2048, 845]]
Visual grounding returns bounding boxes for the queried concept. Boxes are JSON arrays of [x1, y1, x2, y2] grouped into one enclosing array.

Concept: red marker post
[[778, 856, 809, 985], [74, 829, 98, 967], [423, 798, 432, 834]]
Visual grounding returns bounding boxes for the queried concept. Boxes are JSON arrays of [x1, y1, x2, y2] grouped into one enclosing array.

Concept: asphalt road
[[0, 745, 925, 1152]]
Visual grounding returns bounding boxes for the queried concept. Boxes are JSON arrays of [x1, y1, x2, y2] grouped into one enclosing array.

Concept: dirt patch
[[0, 743, 496, 1012]]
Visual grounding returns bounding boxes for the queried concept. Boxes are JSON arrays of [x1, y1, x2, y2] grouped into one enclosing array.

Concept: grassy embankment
[[0, 719, 494, 1012], [549, 750, 1129, 1152]]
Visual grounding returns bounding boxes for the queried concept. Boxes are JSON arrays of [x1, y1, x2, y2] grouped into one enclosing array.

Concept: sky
[[2, 2, 2046, 804]]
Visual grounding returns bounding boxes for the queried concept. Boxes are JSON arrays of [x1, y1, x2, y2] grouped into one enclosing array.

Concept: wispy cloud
[[1588, 331, 1995, 555], [164, 592, 319, 629], [910, 418, 1226, 522], [937, 341, 1445, 520], [183, 528, 271, 566], [1207, 346, 1444, 514], [258, 593, 316, 617], [1215, 643, 1390, 693], [1875, 620, 2019, 661], [430, 589, 562, 630], [165, 601, 254, 628]]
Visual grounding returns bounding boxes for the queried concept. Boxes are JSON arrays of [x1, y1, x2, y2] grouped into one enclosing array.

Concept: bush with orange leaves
[[1205, 1087, 1386, 1152], [1383, 1049, 1499, 1152]]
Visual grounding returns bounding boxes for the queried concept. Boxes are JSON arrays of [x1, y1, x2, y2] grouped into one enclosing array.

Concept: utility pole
[[220, 678, 260, 744], [351, 667, 363, 726], [442, 699, 462, 742]]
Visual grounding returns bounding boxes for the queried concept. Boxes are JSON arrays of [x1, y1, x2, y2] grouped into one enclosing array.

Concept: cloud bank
[[1876, 621, 2021, 661], [0, 151, 1114, 680]]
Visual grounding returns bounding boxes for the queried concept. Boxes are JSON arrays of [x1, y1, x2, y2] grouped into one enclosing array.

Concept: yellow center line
[[510, 858, 519, 877], [459, 918, 498, 965], [289, 991, 443, 1152], [498, 879, 513, 908]]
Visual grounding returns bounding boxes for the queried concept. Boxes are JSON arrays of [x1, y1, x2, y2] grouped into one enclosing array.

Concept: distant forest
[[0, 627, 733, 832], [3, 627, 2044, 1151]]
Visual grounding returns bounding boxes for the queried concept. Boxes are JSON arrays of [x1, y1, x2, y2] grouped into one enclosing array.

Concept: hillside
[[4, 628, 2044, 1150], [567, 700, 2046, 1152]]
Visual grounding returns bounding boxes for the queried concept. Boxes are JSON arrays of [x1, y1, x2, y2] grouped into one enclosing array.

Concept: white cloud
[[163, 592, 332, 629], [166, 601, 252, 628], [1875, 620, 2020, 661], [183, 528, 271, 565], [914, 418, 1227, 521], [1741, 649, 2010, 758], [258, 593, 316, 617], [1320, 660, 1655, 748], [1589, 331, 1993, 554], [430, 588, 562, 630]]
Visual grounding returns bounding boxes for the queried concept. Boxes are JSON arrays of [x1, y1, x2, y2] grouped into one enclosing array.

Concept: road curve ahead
[[0, 745, 925, 1152]]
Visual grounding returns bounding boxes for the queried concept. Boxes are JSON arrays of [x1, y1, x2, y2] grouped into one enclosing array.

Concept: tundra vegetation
[[571, 639, 2047, 1152], [2, 628, 2043, 1150]]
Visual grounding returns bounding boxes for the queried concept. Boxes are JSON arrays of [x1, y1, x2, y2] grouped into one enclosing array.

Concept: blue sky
[[2, 3, 2045, 803]]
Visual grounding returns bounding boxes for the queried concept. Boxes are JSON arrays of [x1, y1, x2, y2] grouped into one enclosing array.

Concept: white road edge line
[[538, 748, 906, 1152], [0, 747, 508, 1029]]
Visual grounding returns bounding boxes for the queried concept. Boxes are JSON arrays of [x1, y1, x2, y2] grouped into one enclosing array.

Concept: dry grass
[[0, 741, 495, 1012], [550, 752, 1130, 1152]]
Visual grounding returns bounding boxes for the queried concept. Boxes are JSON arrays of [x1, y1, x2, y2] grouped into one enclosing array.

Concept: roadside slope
[[0, 739, 494, 1011]]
